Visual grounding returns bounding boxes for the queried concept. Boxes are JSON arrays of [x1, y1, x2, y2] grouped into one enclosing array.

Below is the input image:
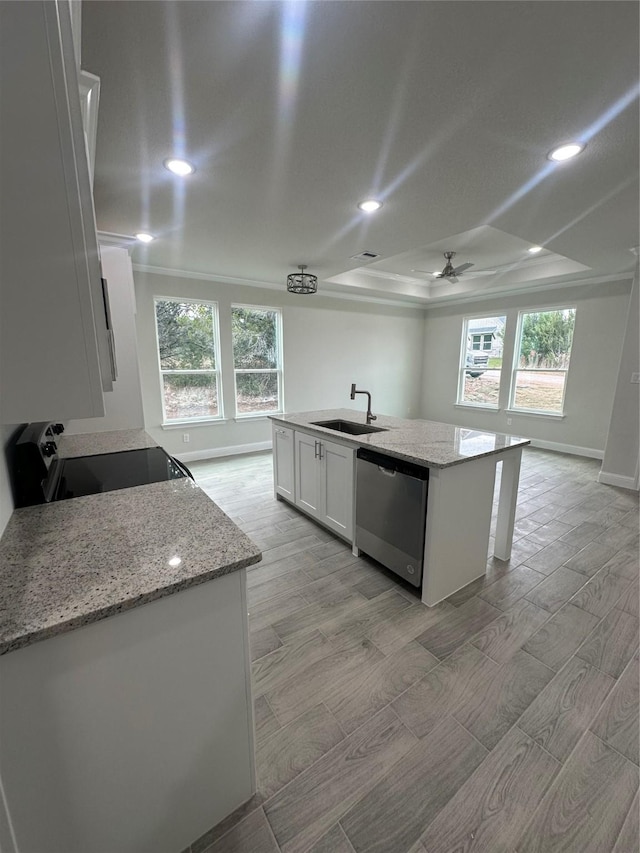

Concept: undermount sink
[[311, 419, 387, 436]]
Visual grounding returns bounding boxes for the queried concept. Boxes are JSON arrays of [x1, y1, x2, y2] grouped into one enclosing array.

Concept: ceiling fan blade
[[463, 270, 496, 277], [451, 262, 474, 275]]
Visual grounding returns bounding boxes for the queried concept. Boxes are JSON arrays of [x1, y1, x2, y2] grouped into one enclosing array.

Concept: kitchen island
[[0, 430, 261, 853], [270, 410, 530, 607]]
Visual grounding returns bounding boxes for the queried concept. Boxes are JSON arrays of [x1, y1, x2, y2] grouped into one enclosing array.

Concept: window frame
[[231, 303, 284, 418], [153, 296, 224, 425], [508, 305, 576, 416], [456, 313, 505, 410]]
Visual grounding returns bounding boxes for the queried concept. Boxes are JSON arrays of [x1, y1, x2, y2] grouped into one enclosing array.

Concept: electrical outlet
[[631, 373, 640, 384], [183, 433, 190, 443], [507, 418, 512, 426]]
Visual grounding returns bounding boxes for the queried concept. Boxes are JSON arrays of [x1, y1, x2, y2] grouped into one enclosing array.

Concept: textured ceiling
[[82, 1, 639, 305]]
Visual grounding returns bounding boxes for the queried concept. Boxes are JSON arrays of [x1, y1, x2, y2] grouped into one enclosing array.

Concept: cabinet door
[[294, 432, 321, 518], [0, 1, 110, 422], [272, 424, 294, 500], [319, 439, 355, 539]]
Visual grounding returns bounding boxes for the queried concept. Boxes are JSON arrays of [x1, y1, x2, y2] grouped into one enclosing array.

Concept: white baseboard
[[175, 441, 272, 463], [597, 470, 639, 491], [529, 439, 603, 460]]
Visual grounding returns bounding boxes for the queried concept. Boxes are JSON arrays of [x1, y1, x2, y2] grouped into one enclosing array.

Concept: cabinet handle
[[101, 277, 117, 381], [318, 442, 324, 460], [107, 329, 118, 381], [314, 440, 319, 459]]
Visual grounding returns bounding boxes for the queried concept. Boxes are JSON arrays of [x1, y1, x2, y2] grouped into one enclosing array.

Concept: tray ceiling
[[83, 1, 639, 305]]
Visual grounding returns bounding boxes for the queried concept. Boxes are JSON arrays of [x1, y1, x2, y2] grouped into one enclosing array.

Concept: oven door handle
[[43, 458, 63, 502], [171, 456, 194, 481]]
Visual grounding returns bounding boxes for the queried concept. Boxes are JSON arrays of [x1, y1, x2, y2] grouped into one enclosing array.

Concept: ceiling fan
[[414, 251, 496, 283]]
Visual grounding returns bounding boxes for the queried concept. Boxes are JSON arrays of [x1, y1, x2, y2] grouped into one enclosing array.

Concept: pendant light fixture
[[287, 264, 318, 295]]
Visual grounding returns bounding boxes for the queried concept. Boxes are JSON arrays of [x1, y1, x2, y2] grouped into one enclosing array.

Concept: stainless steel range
[[13, 422, 191, 507]]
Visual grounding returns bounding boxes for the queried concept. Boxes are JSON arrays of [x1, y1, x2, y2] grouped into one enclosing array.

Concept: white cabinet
[[0, 0, 113, 423], [294, 430, 355, 540], [272, 424, 295, 500], [66, 247, 145, 434], [0, 572, 256, 853]]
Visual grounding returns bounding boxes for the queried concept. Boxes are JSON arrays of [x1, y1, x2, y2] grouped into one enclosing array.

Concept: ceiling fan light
[[287, 264, 318, 295], [548, 143, 584, 162]]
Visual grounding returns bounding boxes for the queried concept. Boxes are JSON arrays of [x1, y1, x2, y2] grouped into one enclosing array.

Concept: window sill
[[454, 403, 501, 413], [506, 409, 566, 420], [161, 418, 228, 429], [234, 413, 281, 422]]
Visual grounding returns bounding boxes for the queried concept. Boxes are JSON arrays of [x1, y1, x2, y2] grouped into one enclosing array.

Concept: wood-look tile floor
[[187, 448, 639, 853]]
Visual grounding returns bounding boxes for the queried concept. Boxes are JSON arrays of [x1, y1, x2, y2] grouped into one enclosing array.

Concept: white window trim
[[153, 296, 224, 424], [509, 307, 575, 416], [457, 314, 505, 408], [454, 403, 501, 413], [232, 414, 276, 422], [505, 408, 566, 420], [161, 418, 229, 429], [231, 304, 284, 418]]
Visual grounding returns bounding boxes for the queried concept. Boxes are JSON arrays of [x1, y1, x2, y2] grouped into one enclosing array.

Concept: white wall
[[420, 280, 632, 456], [600, 262, 639, 487], [66, 247, 144, 435], [134, 270, 425, 458]]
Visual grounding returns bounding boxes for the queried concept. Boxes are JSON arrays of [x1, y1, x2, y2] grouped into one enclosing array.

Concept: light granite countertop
[[0, 435, 261, 655], [270, 409, 530, 468], [58, 428, 158, 458]]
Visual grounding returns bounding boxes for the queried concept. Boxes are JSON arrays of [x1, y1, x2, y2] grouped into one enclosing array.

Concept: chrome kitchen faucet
[[350, 383, 377, 424]]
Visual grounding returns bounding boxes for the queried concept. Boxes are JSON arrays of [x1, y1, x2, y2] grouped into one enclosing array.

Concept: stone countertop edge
[[0, 552, 260, 657], [57, 428, 159, 458], [0, 479, 262, 657], [269, 409, 531, 469]]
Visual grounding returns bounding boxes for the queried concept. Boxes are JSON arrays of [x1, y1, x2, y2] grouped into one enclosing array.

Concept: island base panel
[[422, 455, 496, 607], [0, 571, 255, 853], [494, 448, 522, 561]]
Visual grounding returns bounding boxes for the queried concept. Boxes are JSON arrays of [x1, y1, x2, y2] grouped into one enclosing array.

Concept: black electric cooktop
[[54, 447, 188, 501]]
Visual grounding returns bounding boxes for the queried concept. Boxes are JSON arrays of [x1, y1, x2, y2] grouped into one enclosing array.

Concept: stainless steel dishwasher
[[355, 447, 429, 587]]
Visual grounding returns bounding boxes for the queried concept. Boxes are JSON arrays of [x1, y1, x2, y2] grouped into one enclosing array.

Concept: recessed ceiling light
[[528, 246, 543, 254], [357, 199, 383, 213], [548, 143, 584, 162], [135, 232, 154, 243], [164, 158, 195, 176]]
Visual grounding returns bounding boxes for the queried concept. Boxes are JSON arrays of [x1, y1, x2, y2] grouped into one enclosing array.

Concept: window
[[510, 308, 575, 414], [231, 305, 283, 416], [457, 315, 506, 408], [471, 333, 493, 351], [154, 298, 222, 422]]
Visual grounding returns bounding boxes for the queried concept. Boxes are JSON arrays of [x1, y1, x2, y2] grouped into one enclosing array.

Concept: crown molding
[[131, 262, 633, 312], [421, 271, 635, 309], [131, 263, 428, 310], [97, 231, 136, 252]]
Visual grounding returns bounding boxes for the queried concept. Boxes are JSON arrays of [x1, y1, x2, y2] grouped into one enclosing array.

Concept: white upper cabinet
[[66, 247, 145, 434], [0, 0, 113, 424]]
